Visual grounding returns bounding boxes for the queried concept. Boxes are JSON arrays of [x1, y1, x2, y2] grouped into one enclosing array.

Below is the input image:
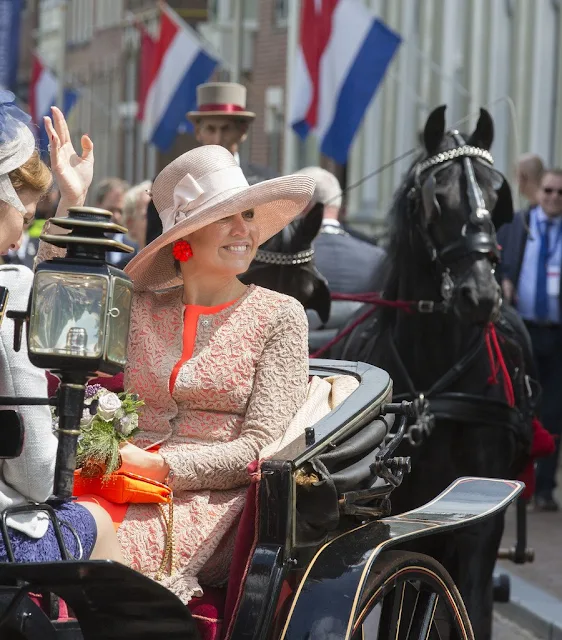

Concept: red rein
[[485, 323, 515, 407], [310, 293, 417, 359], [311, 294, 516, 409]]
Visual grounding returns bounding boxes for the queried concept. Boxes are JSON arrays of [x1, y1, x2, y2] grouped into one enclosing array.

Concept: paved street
[[493, 611, 540, 639]]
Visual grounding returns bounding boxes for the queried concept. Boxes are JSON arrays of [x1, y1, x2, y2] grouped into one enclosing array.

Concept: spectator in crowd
[[498, 167, 562, 511], [93, 177, 130, 265], [116, 180, 152, 269], [187, 82, 276, 185], [515, 153, 544, 208], [295, 166, 386, 294], [123, 180, 151, 252]]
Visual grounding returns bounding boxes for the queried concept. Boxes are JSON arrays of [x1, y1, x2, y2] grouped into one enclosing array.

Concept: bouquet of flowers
[[53, 384, 144, 479]]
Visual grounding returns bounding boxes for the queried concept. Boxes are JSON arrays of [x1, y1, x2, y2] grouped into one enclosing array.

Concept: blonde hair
[[8, 150, 52, 197]]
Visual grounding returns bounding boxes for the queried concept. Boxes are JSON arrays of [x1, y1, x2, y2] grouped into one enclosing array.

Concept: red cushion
[[189, 587, 225, 640], [222, 461, 260, 638]]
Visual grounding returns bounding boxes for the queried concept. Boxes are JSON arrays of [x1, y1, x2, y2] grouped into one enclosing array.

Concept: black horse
[[336, 106, 533, 639]]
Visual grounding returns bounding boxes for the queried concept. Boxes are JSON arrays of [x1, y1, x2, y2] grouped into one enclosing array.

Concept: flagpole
[[57, 0, 67, 109], [231, 0, 243, 82], [283, 0, 299, 174]]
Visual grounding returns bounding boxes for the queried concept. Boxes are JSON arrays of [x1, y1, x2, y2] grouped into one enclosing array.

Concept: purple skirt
[[0, 502, 97, 563]]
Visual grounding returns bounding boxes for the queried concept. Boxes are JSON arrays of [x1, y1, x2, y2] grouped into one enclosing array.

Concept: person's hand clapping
[[44, 106, 94, 208]]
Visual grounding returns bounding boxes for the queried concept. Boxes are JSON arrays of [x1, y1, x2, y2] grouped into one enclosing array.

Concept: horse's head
[[241, 203, 331, 323], [404, 105, 514, 325]]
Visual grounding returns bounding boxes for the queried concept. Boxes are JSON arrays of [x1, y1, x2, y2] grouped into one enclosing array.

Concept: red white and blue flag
[[290, 0, 401, 164], [30, 54, 78, 157], [142, 4, 219, 151]]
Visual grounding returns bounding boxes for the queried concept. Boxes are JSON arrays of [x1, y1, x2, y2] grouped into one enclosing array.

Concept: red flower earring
[[172, 239, 193, 262]]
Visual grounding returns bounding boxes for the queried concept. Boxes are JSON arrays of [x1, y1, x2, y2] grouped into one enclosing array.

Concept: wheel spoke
[[378, 580, 406, 640], [406, 590, 439, 640]]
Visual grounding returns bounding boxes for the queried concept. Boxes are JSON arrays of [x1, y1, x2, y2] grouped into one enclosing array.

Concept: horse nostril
[[459, 285, 479, 307]]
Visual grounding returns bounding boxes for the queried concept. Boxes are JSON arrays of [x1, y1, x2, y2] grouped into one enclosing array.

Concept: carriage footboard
[[281, 477, 523, 640]]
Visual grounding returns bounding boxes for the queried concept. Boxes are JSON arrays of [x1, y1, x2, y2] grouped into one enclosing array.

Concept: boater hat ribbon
[[160, 165, 249, 232]]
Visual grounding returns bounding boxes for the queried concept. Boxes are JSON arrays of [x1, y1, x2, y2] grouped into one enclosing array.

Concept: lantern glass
[[105, 276, 133, 367], [29, 271, 109, 359]]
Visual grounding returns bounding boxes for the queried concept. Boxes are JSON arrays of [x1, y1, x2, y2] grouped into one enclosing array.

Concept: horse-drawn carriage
[[0, 103, 541, 640], [0, 357, 522, 640]]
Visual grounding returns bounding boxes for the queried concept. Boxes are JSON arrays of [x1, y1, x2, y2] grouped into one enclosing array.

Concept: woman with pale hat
[[39, 142, 315, 602]]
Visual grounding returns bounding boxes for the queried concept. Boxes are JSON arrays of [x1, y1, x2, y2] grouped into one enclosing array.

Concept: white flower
[[116, 413, 138, 437], [97, 392, 122, 422], [80, 408, 94, 428]]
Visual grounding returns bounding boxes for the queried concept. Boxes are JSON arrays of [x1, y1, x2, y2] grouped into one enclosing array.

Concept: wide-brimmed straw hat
[[187, 82, 255, 122], [124, 145, 315, 291]]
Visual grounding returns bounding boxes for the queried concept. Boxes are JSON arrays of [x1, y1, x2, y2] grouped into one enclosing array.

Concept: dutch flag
[[290, 0, 401, 165], [143, 4, 219, 151], [30, 54, 78, 157]]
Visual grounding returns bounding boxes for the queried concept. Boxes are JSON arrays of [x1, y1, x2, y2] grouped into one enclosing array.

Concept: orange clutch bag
[[73, 469, 172, 504]]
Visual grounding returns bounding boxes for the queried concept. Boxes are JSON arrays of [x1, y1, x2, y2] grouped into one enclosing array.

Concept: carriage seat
[[308, 300, 364, 353]]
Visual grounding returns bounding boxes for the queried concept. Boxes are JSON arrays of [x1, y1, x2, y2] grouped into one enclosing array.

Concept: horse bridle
[[409, 131, 502, 310], [253, 224, 315, 266]]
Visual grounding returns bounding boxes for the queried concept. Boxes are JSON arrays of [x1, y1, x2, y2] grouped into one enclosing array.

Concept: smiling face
[[0, 190, 39, 255], [184, 209, 259, 277]]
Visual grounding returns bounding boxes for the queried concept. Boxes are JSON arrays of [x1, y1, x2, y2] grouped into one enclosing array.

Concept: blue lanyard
[[536, 210, 562, 261]]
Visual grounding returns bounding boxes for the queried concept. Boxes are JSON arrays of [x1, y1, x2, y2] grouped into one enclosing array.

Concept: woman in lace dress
[[40, 143, 315, 602]]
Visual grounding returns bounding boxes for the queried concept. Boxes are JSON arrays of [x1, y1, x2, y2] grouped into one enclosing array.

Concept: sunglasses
[[543, 187, 562, 196]]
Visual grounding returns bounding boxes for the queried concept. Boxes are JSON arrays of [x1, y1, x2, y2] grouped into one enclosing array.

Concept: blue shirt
[[516, 206, 562, 323]]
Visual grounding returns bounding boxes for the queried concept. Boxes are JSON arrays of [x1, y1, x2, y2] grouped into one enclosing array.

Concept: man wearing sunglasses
[[499, 168, 562, 512]]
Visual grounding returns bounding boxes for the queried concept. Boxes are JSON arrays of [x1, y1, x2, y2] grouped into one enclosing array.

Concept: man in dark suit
[[498, 168, 562, 511], [296, 166, 386, 294]]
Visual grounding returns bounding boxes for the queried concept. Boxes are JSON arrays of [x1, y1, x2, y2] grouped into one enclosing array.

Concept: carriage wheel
[[351, 551, 474, 640]]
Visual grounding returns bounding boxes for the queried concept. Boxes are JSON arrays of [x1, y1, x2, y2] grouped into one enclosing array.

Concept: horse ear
[[468, 108, 494, 150], [307, 276, 332, 324], [300, 202, 325, 244], [423, 105, 447, 155], [492, 175, 514, 230]]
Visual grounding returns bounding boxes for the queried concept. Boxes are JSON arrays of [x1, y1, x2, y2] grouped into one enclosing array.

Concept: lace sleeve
[[34, 233, 66, 269], [159, 298, 309, 491]]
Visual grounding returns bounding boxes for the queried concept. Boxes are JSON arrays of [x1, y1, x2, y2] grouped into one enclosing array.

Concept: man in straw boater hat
[[187, 82, 277, 186], [145, 82, 276, 245], [74, 144, 315, 602]]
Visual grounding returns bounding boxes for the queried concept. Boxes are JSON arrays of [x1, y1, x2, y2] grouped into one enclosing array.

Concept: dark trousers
[[526, 324, 562, 496]]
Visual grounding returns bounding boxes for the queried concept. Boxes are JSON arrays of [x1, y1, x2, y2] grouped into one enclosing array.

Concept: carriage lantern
[[26, 207, 134, 498]]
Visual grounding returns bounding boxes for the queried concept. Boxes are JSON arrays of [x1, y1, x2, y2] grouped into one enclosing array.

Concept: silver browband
[[254, 248, 315, 266], [416, 145, 494, 177]]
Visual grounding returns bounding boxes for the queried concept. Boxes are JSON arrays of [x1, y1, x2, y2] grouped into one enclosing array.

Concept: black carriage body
[[0, 361, 523, 640]]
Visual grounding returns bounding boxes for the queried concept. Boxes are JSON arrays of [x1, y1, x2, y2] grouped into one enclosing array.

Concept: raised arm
[[35, 107, 94, 267], [159, 299, 309, 492]]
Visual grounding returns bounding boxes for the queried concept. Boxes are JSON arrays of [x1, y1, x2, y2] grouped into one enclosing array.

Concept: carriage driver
[[187, 82, 276, 185], [295, 166, 386, 294]]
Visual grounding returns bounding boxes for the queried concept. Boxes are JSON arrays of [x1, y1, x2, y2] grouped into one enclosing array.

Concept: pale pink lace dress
[[119, 284, 308, 603], [36, 239, 308, 603]]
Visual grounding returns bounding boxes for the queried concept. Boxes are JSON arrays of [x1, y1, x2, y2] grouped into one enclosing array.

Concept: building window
[[95, 0, 123, 30], [274, 0, 289, 26], [67, 0, 93, 46]]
